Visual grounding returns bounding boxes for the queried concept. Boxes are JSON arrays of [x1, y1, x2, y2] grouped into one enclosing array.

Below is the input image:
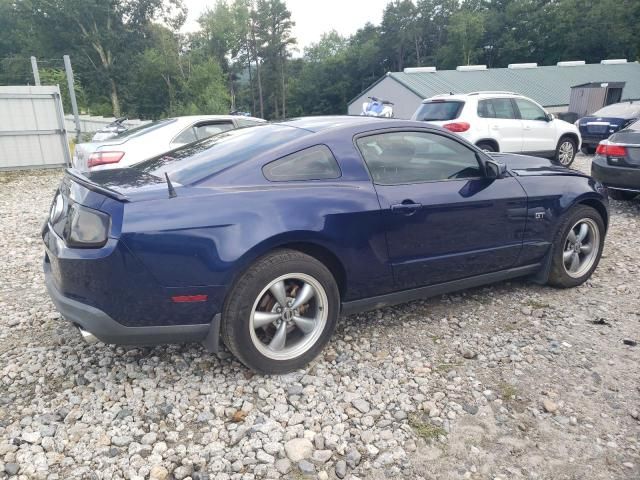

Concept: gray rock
[[335, 460, 347, 479], [352, 398, 370, 413], [285, 438, 313, 462], [5, 463, 19, 476], [311, 449, 332, 463], [275, 458, 291, 474], [298, 459, 315, 475], [173, 465, 192, 480], [346, 448, 362, 468], [111, 435, 133, 447]]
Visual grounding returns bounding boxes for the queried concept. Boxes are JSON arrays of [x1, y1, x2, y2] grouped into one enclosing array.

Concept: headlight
[[64, 203, 110, 248]]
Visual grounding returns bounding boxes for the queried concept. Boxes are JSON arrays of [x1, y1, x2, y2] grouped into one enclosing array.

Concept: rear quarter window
[[263, 145, 341, 182], [413, 101, 464, 121]]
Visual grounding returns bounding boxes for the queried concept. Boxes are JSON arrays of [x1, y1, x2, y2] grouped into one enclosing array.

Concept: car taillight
[[596, 143, 627, 157], [443, 122, 471, 133], [88, 151, 125, 168], [64, 203, 110, 248]]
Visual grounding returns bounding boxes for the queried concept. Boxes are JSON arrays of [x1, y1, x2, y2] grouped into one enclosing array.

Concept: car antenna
[[164, 172, 177, 198]]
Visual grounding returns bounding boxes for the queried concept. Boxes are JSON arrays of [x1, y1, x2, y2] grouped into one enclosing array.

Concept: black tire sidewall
[[555, 137, 577, 166], [548, 206, 605, 288], [222, 250, 339, 374], [476, 142, 496, 152]]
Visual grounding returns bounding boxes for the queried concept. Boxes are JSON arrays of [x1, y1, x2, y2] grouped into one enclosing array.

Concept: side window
[[263, 145, 341, 182], [172, 127, 197, 144], [236, 118, 264, 127], [195, 122, 234, 139], [356, 131, 482, 185], [477, 99, 495, 118], [490, 98, 517, 119], [514, 99, 547, 121]]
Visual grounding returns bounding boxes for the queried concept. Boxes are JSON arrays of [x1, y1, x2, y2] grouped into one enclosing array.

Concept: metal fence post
[[30, 57, 41, 86], [63, 55, 81, 143]]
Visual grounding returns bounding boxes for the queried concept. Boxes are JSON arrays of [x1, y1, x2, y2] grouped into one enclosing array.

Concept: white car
[[412, 92, 581, 166], [73, 115, 266, 171]]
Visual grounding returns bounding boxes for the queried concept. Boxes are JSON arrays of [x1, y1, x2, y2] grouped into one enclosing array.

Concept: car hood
[[489, 153, 586, 177]]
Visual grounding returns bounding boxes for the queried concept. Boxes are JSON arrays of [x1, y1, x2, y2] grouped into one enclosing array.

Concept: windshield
[[593, 102, 640, 118], [133, 124, 310, 184], [109, 119, 176, 140], [413, 101, 464, 121]]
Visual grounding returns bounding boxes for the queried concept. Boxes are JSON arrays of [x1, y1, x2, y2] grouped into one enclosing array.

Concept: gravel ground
[[0, 153, 639, 480]]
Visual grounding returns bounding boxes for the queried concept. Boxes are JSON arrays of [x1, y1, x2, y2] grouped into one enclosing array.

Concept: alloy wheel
[[249, 273, 328, 361], [562, 218, 600, 278], [558, 141, 574, 165]]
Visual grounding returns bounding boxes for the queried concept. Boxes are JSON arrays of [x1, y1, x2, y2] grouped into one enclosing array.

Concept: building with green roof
[[347, 60, 640, 119]]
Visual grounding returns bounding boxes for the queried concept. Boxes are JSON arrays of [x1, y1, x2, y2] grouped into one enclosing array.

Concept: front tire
[[221, 249, 339, 374], [548, 206, 605, 288], [555, 136, 577, 166], [476, 142, 496, 153]]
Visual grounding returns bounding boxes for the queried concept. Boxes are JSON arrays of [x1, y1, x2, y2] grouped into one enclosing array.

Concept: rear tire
[[608, 189, 637, 201], [476, 142, 496, 153], [555, 136, 577, 166], [548, 206, 605, 288], [221, 249, 339, 374], [581, 145, 596, 155]]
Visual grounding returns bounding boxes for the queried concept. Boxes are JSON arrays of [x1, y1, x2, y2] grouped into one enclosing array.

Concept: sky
[[181, 0, 392, 53]]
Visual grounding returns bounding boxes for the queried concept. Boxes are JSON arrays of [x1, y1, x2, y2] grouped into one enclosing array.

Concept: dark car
[[577, 101, 640, 154], [591, 119, 640, 201], [43, 117, 609, 373]]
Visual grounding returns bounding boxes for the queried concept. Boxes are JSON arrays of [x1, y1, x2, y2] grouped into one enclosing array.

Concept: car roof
[[170, 115, 266, 124], [423, 92, 523, 102], [279, 115, 403, 133]]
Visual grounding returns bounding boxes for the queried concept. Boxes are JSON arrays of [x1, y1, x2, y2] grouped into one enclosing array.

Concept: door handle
[[523, 125, 532, 130], [391, 201, 422, 215], [491, 125, 499, 130]]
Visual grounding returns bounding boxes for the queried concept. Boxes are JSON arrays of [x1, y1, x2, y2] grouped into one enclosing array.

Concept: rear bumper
[[44, 260, 217, 346], [591, 156, 640, 192]]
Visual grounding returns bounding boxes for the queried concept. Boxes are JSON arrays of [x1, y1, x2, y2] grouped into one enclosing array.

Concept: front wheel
[[555, 137, 577, 166], [548, 206, 605, 288], [221, 249, 339, 374], [476, 142, 496, 153]]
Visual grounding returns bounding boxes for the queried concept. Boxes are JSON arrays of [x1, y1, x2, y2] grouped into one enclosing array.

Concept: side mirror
[[485, 159, 507, 179], [546, 113, 555, 122]]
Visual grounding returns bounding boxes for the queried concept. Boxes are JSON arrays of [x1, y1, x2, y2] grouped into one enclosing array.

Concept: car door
[[356, 129, 528, 290], [513, 98, 556, 153], [477, 98, 523, 152]]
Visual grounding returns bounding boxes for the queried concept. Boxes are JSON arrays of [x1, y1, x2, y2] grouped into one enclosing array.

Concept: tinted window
[[195, 122, 234, 139], [236, 118, 265, 127], [134, 124, 309, 184], [514, 99, 547, 121], [173, 127, 197, 144], [478, 98, 517, 119], [413, 101, 464, 121], [593, 102, 640, 118], [112, 119, 176, 139], [263, 145, 341, 181], [356, 131, 482, 185]]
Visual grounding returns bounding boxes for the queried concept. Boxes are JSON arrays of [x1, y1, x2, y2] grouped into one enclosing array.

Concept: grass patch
[[525, 299, 551, 309], [409, 414, 447, 441], [436, 362, 462, 372], [498, 382, 517, 400]]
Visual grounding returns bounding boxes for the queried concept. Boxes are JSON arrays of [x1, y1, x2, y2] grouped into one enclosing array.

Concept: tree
[[25, 0, 186, 116], [446, 7, 486, 66]]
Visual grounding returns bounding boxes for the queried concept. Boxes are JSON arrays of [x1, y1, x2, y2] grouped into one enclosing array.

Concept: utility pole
[[63, 55, 82, 142], [30, 56, 41, 86]]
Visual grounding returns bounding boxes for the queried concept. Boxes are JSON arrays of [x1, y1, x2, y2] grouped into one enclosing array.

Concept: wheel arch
[[558, 132, 580, 148], [228, 234, 349, 302], [576, 198, 609, 232], [475, 138, 500, 151]]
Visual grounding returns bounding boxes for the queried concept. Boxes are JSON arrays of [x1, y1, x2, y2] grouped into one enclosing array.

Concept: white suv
[[411, 92, 581, 166]]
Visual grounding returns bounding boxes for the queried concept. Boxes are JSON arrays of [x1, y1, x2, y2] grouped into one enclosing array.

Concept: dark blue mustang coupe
[[43, 117, 608, 373]]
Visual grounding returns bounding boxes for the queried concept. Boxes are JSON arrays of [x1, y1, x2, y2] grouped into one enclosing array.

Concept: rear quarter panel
[[120, 181, 392, 302]]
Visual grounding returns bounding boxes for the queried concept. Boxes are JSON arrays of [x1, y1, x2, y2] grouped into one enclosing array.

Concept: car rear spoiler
[[65, 168, 129, 202]]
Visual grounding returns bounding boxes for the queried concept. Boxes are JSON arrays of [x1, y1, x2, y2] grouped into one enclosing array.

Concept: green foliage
[[39, 68, 86, 113], [1, 0, 638, 121]]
